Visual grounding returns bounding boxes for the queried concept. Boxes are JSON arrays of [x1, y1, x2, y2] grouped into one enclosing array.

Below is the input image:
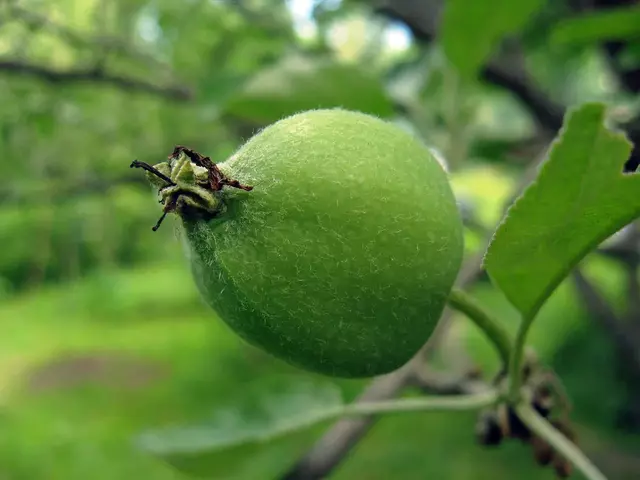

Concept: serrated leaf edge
[[482, 102, 636, 318]]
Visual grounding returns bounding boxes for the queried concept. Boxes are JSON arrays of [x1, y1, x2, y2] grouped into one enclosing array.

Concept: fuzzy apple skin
[[182, 109, 464, 378]]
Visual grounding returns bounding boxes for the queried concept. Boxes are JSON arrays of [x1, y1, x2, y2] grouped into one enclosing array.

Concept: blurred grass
[[1, 0, 638, 477], [0, 164, 635, 479], [0, 255, 635, 480]]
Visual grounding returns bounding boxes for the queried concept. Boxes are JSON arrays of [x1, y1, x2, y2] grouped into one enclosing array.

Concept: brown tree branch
[[280, 247, 487, 480], [568, 0, 640, 171], [572, 263, 640, 429], [479, 64, 564, 132], [375, 0, 639, 172], [0, 174, 148, 206], [375, 0, 565, 133], [280, 363, 417, 480], [280, 97, 553, 479], [617, 223, 640, 323], [410, 366, 490, 395], [571, 0, 640, 94], [0, 58, 192, 100], [598, 237, 640, 265], [571, 269, 640, 377], [7, 4, 172, 71], [282, 2, 640, 476], [281, 359, 491, 480]]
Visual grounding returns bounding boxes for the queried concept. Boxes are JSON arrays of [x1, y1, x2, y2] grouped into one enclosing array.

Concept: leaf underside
[[136, 378, 342, 479]]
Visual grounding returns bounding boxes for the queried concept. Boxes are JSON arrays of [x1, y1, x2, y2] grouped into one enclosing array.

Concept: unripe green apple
[[133, 109, 464, 378]]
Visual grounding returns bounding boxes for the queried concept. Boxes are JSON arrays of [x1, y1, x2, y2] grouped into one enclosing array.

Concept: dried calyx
[[475, 352, 575, 479], [131, 146, 253, 231]]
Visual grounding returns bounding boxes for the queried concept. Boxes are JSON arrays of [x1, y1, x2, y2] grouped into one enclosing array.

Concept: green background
[[1, 0, 639, 479]]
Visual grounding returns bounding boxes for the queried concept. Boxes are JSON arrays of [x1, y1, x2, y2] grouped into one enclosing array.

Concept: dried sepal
[[475, 409, 503, 447], [131, 146, 253, 231], [531, 435, 554, 466]]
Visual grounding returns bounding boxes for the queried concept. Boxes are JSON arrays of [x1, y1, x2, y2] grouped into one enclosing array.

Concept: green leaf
[[224, 54, 395, 124], [440, 0, 544, 80], [484, 102, 639, 320], [136, 377, 343, 479], [551, 6, 640, 46]]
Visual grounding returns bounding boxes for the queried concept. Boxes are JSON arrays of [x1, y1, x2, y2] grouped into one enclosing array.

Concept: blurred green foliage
[[1, 0, 639, 479]]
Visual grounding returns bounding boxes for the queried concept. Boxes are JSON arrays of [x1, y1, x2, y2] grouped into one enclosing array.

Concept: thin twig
[[570, 0, 640, 94], [479, 64, 564, 132], [447, 287, 513, 364], [376, 0, 640, 172], [621, 223, 640, 323], [0, 174, 147, 207], [8, 5, 171, 71], [279, 363, 416, 480], [283, 1, 639, 477], [572, 268, 640, 377], [282, 138, 549, 480], [516, 404, 608, 480], [568, 0, 640, 171], [410, 366, 491, 395], [281, 251, 487, 480], [340, 391, 498, 417], [375, 0, 565, 132], [0, 58, 192, 100]]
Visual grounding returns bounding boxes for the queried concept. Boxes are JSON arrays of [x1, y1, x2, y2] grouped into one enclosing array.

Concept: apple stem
[[447, 287, 512, 366], [516, 404, 607, 480]]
